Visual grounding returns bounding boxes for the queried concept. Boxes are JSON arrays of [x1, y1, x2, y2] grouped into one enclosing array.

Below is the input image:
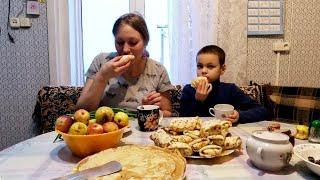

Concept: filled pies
[[151, 118, 242, 158]]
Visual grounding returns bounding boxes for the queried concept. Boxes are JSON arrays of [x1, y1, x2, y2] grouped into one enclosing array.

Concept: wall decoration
[[247, 0, 284, 35]]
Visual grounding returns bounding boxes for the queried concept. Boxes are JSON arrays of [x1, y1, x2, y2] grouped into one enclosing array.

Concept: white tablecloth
[[0, 119, 318, 179]]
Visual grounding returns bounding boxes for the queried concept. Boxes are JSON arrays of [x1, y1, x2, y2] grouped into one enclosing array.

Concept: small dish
[[293, 144, 320, 176]]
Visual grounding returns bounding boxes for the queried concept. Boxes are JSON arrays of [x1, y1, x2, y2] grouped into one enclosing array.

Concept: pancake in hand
[[199, 145, 223, 158], [191, 76, 207, 88]]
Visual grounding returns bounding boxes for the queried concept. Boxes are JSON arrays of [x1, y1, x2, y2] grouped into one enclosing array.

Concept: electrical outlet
[[273, 41, 290, 52], [9, 18, 20, 28], [20, 17, 32, 28]]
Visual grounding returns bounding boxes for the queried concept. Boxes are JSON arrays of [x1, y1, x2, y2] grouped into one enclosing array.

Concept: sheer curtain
[[47, 0, 83, 86], [168, 0, 218, 85], [47, 0, 71, 86]]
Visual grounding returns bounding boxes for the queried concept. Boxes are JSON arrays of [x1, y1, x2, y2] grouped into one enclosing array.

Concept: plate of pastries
[[150, 117, 242, 158]]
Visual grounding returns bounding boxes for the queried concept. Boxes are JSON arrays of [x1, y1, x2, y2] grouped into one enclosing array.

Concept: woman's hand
[[195, 80, 212, 102], [226, 110, 239, 124], [142, 91, 161, 106], [100, 55, 132, 78]]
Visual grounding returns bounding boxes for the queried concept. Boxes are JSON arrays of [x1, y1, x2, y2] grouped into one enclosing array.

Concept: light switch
[[272, 41, 290, 52]]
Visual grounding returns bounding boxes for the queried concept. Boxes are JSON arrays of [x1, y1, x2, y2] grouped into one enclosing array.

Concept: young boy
[[180, 45, 270, 124]]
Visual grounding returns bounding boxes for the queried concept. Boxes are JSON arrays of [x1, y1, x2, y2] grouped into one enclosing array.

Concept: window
[[65, 0, 217, 86], [81, 0, 170, 76]]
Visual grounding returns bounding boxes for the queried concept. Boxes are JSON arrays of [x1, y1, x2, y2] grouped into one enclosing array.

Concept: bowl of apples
[[55, 106, 131, 158]]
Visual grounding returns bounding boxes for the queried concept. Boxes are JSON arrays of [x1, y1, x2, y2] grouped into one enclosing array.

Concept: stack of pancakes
[[73, 145, 186, 179]]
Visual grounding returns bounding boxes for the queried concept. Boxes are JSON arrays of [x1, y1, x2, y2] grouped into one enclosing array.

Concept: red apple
[[74, 109, 90, 125], [55, 115, 73, 133], [87, 123, 104, 135], [102, 122, 119, 133]]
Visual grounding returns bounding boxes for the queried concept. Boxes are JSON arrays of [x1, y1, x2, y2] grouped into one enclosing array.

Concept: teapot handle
[[256, 147, 264, 160]]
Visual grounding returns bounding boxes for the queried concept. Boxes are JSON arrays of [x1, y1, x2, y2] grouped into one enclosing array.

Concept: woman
[[76, 13, 174, 117]]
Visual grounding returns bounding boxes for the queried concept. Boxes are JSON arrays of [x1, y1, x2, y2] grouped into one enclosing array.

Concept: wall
[[218, 0, 320, 88], [247, 0, 320, 87], [0, 0, 49, 150]]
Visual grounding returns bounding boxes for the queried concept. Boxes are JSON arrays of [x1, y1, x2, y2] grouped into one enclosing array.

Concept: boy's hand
[[226, 110, 239, 123], [195, 79, 212, 102]]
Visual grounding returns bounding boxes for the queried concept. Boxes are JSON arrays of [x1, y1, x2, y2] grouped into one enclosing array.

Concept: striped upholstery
[[264, 85, 320, 125]]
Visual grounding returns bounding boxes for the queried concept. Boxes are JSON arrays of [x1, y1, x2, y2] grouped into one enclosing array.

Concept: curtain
[[69, 0, 84, 86], [47, 0, 71, 86], [168, 0, 218, 85], [47, 0, 84, 86]]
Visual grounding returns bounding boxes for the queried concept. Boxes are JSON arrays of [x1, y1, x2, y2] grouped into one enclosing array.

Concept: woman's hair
[[112, 13, 150, 46], [197, 45, 226, 66]]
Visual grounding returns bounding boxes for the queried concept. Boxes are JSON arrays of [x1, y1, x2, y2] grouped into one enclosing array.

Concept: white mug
[[209, 104, 234, 120]]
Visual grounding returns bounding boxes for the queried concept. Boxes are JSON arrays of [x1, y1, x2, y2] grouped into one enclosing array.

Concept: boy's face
[[196, 53, 225, 83]]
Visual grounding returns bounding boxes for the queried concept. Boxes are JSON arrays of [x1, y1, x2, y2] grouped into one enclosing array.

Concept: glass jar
[[308, 120, 320, 143]]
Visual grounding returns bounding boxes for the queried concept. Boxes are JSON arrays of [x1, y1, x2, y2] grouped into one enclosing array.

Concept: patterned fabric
[[32, 86, 83, 134], [264, 85, 320, 126], [170, 85, 183, 117]]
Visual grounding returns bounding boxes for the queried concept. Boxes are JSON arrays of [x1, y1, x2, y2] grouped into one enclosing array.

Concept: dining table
[[0, 118, 318, 180]]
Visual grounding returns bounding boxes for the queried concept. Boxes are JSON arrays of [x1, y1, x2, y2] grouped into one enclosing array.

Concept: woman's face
[[114, 24, 145, 58]]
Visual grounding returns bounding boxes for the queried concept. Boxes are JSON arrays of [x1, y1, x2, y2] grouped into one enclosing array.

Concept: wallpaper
[[247, 0, 320, 87], [218, 0, 248, 85], [0, 0, 49, 150]]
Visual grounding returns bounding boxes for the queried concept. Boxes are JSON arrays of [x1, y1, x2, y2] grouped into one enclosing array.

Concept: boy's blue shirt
[[180, 80, 270, 123]]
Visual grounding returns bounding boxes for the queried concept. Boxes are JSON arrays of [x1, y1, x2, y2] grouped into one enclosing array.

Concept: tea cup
[[209, 104, 234, 120], [137, 105, 163, 131]]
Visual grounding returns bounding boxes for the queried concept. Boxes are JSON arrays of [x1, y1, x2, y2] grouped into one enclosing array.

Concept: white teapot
[[246, 130, 293, 171]]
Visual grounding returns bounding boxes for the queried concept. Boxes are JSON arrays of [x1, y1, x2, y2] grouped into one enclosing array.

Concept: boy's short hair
[[197, 45, 225, 66]]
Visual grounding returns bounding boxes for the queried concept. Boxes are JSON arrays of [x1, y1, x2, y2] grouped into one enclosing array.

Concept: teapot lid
[[252, 130, 289, 143]]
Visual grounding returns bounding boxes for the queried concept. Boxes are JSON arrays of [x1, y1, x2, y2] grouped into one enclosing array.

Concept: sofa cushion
[[32, 86, 83, 134], [264, 85, 320, 125]]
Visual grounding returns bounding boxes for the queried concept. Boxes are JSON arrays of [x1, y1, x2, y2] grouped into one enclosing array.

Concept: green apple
[[114, 112, 129, 128], [95, 106, 114, 124], [74, 109, 90, 125], [68, 122, 88, 135]]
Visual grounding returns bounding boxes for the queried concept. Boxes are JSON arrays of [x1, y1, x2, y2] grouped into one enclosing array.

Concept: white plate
[[187, 149, 235, 159], [293, 144, 320, 176]]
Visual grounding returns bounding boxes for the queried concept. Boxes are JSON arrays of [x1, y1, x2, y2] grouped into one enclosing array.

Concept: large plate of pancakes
[[151, 117, 242, 159], [73, 145, 186, 179]]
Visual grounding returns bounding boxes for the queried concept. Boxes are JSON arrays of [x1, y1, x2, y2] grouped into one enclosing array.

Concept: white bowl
[[293, 144, 320, 176]]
